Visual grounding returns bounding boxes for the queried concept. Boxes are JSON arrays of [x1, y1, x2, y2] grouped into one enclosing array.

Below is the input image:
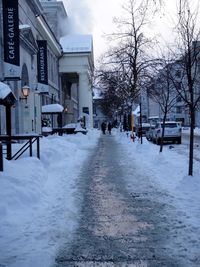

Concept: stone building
[[41, 0, 94, 128], [0, 0, 63, 134], [0, 0, 94, 135]]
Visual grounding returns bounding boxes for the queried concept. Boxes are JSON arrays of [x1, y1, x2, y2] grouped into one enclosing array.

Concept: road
[[54, 134, 198, 267], [180, 133, 200, 162], [182, 132, 200, 145]]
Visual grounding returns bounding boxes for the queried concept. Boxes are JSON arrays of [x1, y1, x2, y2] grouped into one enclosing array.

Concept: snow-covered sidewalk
[[0, 128, 200, 266], [114, 130, 200, 227], [114, 130, 200, 265], [0, 130, 100, 267]]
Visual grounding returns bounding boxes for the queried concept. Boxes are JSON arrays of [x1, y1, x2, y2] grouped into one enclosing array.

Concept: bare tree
[[171, 0, 200, 176], [148, 59, 178, 152], [98, 0, 159, 134], [97, 69, 127, 118]]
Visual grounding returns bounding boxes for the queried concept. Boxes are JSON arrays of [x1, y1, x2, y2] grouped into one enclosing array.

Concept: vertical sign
[[3, 0, 20, 79], [37, 40, 49, 93]]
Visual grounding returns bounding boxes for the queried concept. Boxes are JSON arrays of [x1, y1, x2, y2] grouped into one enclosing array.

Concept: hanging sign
[[3, 0, 20, 80], [37, 40, 49, 93]]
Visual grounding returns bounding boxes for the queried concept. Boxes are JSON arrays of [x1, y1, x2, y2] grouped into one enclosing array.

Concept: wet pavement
[[54, 134, 196, 267]]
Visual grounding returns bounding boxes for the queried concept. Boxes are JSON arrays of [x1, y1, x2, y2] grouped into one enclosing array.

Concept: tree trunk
[[188, 108, 194, 176], [159, 110, 167, 153]]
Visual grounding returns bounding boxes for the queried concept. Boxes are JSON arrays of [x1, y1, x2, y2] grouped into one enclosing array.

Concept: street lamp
[[19, 85, 30, 103]]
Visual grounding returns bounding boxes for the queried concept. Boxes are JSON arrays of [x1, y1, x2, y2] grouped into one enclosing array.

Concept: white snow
[[42, 126, 52, 133], [60, 34, 93, 53], [0, 128, 200, 266], [93, 87, 103, 100], [42, 104, 64, 113], [0, 82, 12, 99], [0, 130, 100, 267], [19, 24, 31, 30], [74, 122, 87, 133], [132, 105, 140, 116], [62, 123, 77, 129]]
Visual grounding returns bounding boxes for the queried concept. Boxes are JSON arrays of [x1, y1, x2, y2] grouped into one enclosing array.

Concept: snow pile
[[0, 82, 12, 99], [1, 127, 200, 266], [0, 129, 100, 267], [42, 104, 64, 113], [182, 126, 200, 136], [114, 130, 200, 227]]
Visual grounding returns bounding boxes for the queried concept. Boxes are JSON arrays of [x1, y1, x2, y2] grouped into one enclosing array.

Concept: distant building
[[93, 87, 108, 128], [59, 34, 94, 128]]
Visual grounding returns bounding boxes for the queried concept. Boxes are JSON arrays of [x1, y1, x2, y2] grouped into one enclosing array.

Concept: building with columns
[[40, 0, 94, 128], [59, 34, 94, 128]]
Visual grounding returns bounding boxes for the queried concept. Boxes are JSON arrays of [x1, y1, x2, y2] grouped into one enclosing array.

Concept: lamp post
[[19, 84, 30, 103]]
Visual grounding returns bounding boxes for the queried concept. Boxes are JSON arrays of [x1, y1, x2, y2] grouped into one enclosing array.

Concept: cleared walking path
[[54, 134, 187, 267]]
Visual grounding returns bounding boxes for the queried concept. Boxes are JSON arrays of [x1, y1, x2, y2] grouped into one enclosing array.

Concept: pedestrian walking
[[107, 122, 112, 135], [101, 122, 106, 134]]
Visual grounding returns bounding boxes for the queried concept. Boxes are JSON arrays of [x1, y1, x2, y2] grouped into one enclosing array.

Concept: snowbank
[[0, 129, 100, 267], [114, 130, 200, 228]]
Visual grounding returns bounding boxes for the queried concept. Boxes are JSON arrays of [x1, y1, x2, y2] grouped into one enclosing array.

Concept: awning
[[132, 105, 140, 116], [0, 82, 16, 106], [42, 104, 64, 114]]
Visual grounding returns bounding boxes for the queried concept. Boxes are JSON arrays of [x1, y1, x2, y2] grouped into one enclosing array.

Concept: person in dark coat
[[101, 122, 106, 134], [107, 122, 112, 135]]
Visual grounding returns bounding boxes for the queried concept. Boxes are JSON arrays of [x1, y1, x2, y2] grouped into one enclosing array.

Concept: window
[[161, 123, 177, 128], [176, 106, 182, 114]]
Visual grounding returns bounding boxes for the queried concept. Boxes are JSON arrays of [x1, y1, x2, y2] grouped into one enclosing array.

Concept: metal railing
[[0, 134, 42, 171]]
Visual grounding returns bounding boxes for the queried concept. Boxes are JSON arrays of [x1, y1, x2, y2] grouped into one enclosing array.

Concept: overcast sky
[[63, 0, 123, 60], [62, 0, 200, 62]]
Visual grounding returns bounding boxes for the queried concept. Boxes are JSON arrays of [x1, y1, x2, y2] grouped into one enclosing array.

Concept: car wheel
[[177, 137, 181, 144]]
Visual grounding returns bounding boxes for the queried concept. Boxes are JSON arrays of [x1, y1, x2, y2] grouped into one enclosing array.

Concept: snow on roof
[[0, 82, 12, 100], [42, 104, 64, 113], [19, 24, 31, 30], [60, 34, 93, 53], [93, 88, 104, 100], [132, 105, 140, 116]]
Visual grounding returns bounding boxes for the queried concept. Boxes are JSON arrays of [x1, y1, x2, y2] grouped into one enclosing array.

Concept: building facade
[[0, 0, 94, 136], [59, 34, 94, 128]]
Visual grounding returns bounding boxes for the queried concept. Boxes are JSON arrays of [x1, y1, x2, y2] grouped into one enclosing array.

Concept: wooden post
[[6, 106, 12, 159], [37, 136, 40, 159], [0, 142, 3, 171], [29, 139, 32, 157]]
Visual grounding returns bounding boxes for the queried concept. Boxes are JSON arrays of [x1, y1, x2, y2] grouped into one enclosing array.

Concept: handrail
[[11, 137, 39, 160], [0, 134, 42, 161]]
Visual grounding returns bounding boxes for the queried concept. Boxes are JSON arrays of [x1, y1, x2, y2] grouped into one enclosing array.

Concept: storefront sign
[[3, 0, 20, 79], [37, 40, 48, 93]]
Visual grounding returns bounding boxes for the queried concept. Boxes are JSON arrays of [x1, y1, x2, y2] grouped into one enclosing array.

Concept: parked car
[[152, 121, 182, 144]]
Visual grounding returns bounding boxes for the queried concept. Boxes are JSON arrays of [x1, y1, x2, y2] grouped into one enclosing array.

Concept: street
[[54, 134, 196, 267], [179, 133, 200, 162]]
